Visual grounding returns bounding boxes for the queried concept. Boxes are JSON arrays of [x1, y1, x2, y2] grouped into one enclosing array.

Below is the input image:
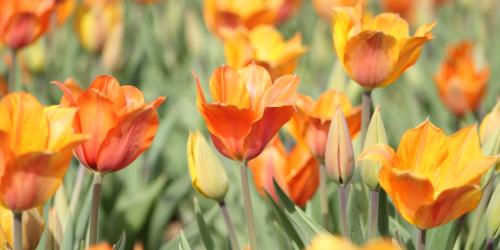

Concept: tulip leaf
[[113, 232, 126, 250], [428, 220, 461, 250], [389, 217, 413, 250], [348, 183, 367, 244], [194, 198, 215, 250], [179, 231, 192, 250]]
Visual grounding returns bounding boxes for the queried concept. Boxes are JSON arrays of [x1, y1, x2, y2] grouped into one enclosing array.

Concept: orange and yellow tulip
[[248, 137, 319, 207], [54, 75, 165, 173], [194, 64, 298, 162], [307, 234, 402, 250], [0, 206, 44, 250], [203, 0, 300, 38], [224, 25, 306, 80], [0, 0, 55, 49], [0, 93, 87, 211], [312, 0, 357, 21], [332, 1, 435, 89], [359, 120, 497, 229], [434, 42, 489, 117], [288, 90, 361, 161]]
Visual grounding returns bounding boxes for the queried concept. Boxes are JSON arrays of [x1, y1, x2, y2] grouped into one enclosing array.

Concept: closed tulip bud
[[359, 106, 388, 190], [486, 183, 500, 239], [325, 106, 354, 185], [187, 131, 229, 201]]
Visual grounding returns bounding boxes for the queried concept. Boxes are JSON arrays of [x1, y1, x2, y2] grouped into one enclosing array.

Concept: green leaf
[[113, 232, 126, 250], [194, 198, 215, 250], [347, 183, 367, 244], [428, 220, 462, 250], [265, 191, 304, 249], [178, 231, 192, 250]]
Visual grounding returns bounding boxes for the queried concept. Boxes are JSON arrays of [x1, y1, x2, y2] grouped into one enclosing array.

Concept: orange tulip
[[287, 90, 361, 161], [381, 0, 448, 24], [332, 1, 435, 89], [312, 0, 358, 21], [0, 0, 55, 49], [54, 75, 165, 173], [224, 25, 306, 80], [434, 42, 489, 117], [55, 0, 76, 26], [194, 64, 298, 162], [0, 93, 87, 211], [88, 242, 112, 250], [359, 120, 497, 229], [308, 234, 402, 250], [248, 137, 319, 207], [203, 0, 300, 38]]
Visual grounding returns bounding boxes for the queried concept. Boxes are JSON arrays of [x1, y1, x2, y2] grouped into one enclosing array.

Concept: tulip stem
[[339, 185, 350, 238], [361, 90, 373, 146], [368, 190, 379, 239], [417, 229, 426, 250], [13, 212, 22, 250], [319, 164, 329, 229], [240, 162, 257, 250], [8, 49, 18, 92], [219, 201, 240, 250], [89, 173, 103, 246], [69, 164, 86, 216]]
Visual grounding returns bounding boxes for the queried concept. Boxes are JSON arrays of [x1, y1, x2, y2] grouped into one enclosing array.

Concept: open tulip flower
[[54, 75, 165, 173], [434, 42, 489, 117], [359, 120, 497, 229], [332, 1, 435, 89], [224, 25, 307, 80], [0, 93, 87, 211], [0, 0, 55, 49], [248, 137, 319, 207], [194, 64, 299, 162], [203, 0, 300, 38], [288, 90, 361, 161], [307, 234, 402, 250]]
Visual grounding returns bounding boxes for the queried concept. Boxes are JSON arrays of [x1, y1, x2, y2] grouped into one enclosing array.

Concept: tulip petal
[[89, 75, 127, 114], [238, 63, 272, 109], [346, 106, 362, 138], [3, 13, 41, 49], [261, 74, 299, 108], [371, 13, 409, 41], [332, 7, 355, 64], [96, 106, 160, 173], [121, 85, 145, 112], [209, 66, 250, 108], [358, 144, 396, 169], [285, 143, 319, 207], [310, 90, 353, 122], [52, 78, 84, 106], [44, 106, 82, 152], [414, 185, 482, 229], [344, 31, 398, 88]]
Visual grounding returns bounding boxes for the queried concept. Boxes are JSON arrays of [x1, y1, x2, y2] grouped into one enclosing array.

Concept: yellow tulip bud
[[0, 207, 44, 250], [187, 131, 229, 201], [359, 106, 388, 190], [486, 182, 500, 239], [20, 39, 46, 74], [325, 105, 355, 185]]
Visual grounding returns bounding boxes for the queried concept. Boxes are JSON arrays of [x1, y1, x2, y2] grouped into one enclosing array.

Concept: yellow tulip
[[0, 206, 44, 250], [331, 1, 435, 89], [307, 233, 402, 250], [359, 120, 497, 229], [187, 131, 229, 201]]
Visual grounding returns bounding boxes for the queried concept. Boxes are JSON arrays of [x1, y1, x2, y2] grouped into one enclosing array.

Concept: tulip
[[288, 90, 361, 161], [332, 1, 435, 89], [0, 207, 44, 250], [248, 137, 319, 207], [434, 42, 490, 117], [381, 0, 448, 25], [325, 106, 354, 185], [307, 234, 402, 250], [88, 242, 113, 250], [0, 0, 55, 50], [187, 131, 229, 201], [54, 75, 165, 173], [480, 100, 500, 144], [19, 38, 46, 75], [203, 0, 300, 38], [194, 63, 298, 162], [223, 25, 307, 80], [359, 120, 497, 229], [74, 0, 122, 53], [55, 0, 76, 26], [312, 0, 357, 21]]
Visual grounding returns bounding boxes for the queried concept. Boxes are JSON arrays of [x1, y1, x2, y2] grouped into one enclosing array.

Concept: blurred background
[[0, 0, 499, 249]]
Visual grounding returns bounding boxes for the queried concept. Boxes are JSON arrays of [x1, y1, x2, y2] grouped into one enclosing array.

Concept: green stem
[[339, 185, 349, 238], [13, 212, 22, 250], [219, 201, 240, 250], [319, 164, 328, 229], [361, 90, 373, 146], [368, 190, 379, 239], [8, 49, 18, 92], [89, 173, 103, 246], [417, 229, 426, 250], [240, 162, 257, 250]]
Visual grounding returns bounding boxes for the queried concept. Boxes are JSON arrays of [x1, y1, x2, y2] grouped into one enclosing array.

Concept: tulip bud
[[187, 131, 229, 201], [486, 183, 500, 239], [359, 106, 388, 190], [325, 105, 354, 185]]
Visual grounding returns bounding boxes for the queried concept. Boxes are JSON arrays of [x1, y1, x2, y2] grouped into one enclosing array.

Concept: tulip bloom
[[248, 138, 319, 207], [307, 234, 402, 250], [0, 206, 44, 250], [288, 90, 361, 161], [55, 75, 165, 173], [434, 42, 489, 117], [0, 0, 55, 49], [187, 131, 229, 201], [0, 93, 87, 211], [224, 25, 307, 80], [312, 0, 357, 21], [359, 120, 497, 229], [203, 0, 300, 38], [194, 64, 298, 162], [332, 1, 435, 89]]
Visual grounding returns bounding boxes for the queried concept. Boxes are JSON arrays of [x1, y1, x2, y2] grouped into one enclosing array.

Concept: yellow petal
[[369, 13, 409, 41], [209, 65, 251, 109]]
